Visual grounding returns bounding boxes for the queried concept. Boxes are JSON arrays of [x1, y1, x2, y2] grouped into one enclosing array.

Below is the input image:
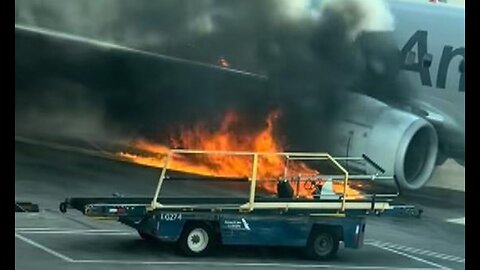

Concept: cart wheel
[[178, 223, 213, 256], [306, 230, 339, 260], [59, 202, 67, 213], [138, 231, 157, 242]]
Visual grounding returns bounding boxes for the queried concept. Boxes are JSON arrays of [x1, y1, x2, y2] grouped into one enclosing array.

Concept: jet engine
[[328, 94, 438, 190]]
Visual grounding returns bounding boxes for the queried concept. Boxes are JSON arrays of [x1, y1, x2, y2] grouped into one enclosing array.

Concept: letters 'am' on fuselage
[[390, 0, 464, 160]]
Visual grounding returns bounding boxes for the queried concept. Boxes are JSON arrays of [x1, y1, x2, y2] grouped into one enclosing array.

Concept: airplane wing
[[15, 24, 270, 137], [15, 24, 266, 79]]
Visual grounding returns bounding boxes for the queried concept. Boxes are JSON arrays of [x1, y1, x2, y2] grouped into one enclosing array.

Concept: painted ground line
[[368, 243, 450, 270], [15, 233, 75, 262], [15, 228, 132, 233], [366, 240, 464, 263], [15, 231, 442, 270], [73, 259, 440, 269], [446, 217, 465, 225]]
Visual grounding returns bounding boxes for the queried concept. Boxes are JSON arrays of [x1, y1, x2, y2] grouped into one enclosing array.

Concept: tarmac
[[15, 141, 465, 270]]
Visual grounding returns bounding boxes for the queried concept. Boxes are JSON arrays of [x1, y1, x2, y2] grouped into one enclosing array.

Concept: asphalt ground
[[15, 141, 465, 270]]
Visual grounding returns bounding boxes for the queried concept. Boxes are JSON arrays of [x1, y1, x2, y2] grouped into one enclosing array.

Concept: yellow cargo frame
[[150, 149, 391, 215]]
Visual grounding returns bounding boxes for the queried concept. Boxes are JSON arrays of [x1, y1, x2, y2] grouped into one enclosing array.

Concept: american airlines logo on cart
[[224, 219, 251, 231]]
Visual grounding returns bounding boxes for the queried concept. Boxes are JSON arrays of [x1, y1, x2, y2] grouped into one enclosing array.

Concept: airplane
[[320, 0, 465, 190], [14, 0, 464, 191], [381, 0, 464, 188]]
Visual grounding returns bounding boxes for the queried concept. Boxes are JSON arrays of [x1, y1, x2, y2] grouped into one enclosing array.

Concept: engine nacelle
[[328, 94, 438, 190]]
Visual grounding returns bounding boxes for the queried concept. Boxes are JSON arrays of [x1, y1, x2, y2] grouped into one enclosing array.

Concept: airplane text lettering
[[400, 30, 464, 92]]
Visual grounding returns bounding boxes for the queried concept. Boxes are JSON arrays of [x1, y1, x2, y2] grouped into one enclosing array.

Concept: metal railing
[[150, 149, 353, 213]]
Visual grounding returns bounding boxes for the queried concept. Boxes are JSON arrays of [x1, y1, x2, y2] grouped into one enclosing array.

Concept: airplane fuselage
[[390, 0, 464, 162]]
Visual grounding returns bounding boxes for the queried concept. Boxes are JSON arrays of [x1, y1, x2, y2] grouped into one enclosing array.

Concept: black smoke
[[15, 0, 413, 150]]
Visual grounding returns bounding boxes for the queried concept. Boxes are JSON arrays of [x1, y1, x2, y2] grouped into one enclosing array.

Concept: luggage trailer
[[59, 149, 420, 260]]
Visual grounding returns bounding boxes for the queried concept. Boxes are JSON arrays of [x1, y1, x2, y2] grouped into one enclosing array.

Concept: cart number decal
[[161, 213, 182, 221]]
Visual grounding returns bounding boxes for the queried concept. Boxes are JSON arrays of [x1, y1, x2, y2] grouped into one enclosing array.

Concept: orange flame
[[119, 111, 361, 198]]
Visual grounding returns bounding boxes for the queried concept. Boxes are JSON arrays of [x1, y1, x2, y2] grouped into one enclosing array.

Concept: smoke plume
[[15, 0, 412, 150]]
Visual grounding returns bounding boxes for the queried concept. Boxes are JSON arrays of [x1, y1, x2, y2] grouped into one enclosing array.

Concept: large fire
[[119, 111, 361, 199]]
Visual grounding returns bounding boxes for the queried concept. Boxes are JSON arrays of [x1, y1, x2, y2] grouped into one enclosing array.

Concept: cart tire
[[138, 231, 156, 242], [178, 223, 213, 256], [305, 229, 339, 260], [59, 202, 67, 213]]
